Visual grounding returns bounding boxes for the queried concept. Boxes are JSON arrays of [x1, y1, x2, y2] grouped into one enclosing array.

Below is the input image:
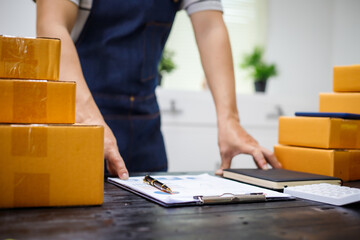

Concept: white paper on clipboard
[[108, 174, 292, 207]]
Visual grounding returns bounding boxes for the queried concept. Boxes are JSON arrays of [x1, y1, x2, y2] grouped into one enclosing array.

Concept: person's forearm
[[36, 0, 129, 178], [191, 11, 239, 125], [37, 20, 103, 124]]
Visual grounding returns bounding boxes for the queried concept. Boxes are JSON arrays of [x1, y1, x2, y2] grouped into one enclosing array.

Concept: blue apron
[[75, 0, 181, 172]]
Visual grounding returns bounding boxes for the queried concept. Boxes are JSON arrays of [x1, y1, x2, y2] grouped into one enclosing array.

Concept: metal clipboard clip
[[194, 193, 266, 205]]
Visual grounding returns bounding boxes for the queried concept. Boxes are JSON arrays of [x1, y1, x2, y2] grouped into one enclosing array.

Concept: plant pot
[[254, 81, 267, 92], [157, 73, 163, 86]]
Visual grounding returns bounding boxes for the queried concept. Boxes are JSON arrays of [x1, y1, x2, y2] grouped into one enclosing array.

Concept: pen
[[143, 175, 173, 194]]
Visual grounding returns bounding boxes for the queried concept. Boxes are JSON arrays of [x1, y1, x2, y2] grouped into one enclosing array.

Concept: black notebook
[[295, 112, 360, 119], [223, 169, 342, 190]]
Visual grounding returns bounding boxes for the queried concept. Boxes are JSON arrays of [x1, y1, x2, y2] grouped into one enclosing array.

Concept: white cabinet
[[157, 89, 316, 172]]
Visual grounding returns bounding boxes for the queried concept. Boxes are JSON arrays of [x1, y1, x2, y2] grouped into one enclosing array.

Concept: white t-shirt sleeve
[[67, 0, 93, 42], [67, 0, 92, 9], [68, 0, 79, 6], [181, 0, 223, 15]]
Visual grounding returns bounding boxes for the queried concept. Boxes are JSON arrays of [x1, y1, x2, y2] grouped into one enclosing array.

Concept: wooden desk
[[1, 176, 359, 240]]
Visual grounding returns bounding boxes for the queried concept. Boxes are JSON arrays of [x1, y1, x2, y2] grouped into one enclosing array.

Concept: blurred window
[[161, 0, 268, 93]]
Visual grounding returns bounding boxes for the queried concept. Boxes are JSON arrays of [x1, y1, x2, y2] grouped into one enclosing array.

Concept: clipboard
[[194, 193, 266, 205], [108, 174, 293, 207]]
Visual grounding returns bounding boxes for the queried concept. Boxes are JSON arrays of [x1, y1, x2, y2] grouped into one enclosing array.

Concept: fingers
[[104, 126, 129, 180], [105, 146, 129, 179], [215, 155, 231, 176], [218, 143, 281, 172], [240, 145, 282, 170], [261, 147, 282, 169], [217, 120, 281, 172], [238, 143, 268, 170], [250, 147, 269, 170]]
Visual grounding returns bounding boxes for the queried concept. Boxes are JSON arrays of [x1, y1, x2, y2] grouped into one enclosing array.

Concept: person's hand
[[215, 117, 282, 176]]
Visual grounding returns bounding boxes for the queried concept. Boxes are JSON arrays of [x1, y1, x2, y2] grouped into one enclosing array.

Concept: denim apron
[[75, 0, 181, 172]]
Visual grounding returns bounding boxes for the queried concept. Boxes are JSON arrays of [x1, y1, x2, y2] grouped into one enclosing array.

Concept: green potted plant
[[158, 49, 176, 86], [240, 47, 278, 92]]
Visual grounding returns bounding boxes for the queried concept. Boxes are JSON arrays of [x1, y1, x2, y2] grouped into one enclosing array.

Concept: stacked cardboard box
[[0, 36, 104, 208], [275, 65, 360, 181], [320, 65, 360, 114]]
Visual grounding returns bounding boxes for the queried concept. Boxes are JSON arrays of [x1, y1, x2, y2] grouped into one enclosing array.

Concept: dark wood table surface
[[1, 173, 360, 240]]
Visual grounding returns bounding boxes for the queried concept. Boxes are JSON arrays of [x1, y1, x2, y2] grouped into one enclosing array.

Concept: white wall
[[0, 0, 36, 37], [332, 0, 360, 66], [266, 0, 360, 107]]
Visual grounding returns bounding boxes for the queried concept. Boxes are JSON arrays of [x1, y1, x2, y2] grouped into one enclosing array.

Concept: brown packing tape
[[13, 172, 50, 207], [11, 125, 49, 207], [1, 37, 37, 78], [333, 151, 351, 181], [339, 122, 358, 148], [0, 36, 60, 80], [349, 152, 360, 180], [11, 125, 48, 157], [13, 80, 47, 123]]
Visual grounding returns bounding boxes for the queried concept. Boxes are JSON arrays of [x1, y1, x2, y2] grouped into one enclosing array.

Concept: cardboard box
[[0, 124, 104, 208], [0, 35, 60, 80], [319, 93, 360, 114], [0, 79, 75, 124], [333, 65, 360, 92], [278, 116, 360, 149], [274, 145, 360, 181]]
